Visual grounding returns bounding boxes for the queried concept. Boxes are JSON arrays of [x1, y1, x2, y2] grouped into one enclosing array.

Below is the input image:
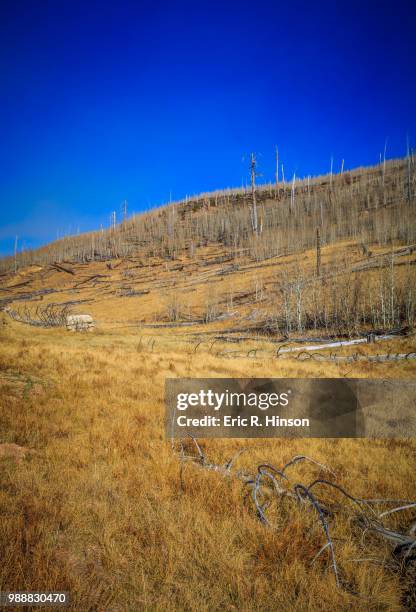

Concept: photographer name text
[[176, 414, 309, 428]]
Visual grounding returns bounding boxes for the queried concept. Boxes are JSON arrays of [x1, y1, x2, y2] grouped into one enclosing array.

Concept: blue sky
[[1, 0, 415, 255]]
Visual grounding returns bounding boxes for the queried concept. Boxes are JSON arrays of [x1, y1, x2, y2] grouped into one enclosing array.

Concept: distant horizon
[[1, 0, 415, 256]]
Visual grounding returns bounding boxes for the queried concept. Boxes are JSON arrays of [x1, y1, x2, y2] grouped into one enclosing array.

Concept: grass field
[[1, 317, 415, 610]]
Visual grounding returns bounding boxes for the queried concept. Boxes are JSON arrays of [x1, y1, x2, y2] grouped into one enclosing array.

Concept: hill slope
[[1, 157, 415, 339]]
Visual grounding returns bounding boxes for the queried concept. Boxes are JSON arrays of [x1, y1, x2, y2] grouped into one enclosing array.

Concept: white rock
[[66, 314, 95, 331]]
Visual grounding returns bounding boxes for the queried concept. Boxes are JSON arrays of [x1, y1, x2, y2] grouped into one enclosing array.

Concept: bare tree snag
[[407, 136, 412, 205], [250, 153, 258, 235], [316, 227, 321, 277], [14, 236, 18, 274], [275, 145, 279, 187], [110, 211, 116, 230], [290, 173, 296, 213], [122, 200, 128, 222]]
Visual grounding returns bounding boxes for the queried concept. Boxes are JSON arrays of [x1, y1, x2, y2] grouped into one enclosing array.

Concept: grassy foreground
[[1, 321, 415, 611]]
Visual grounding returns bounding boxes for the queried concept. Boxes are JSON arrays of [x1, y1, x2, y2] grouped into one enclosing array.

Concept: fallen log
[[73, 274, 110, 287], [350, 352, 415, 363], [0, 288, 56, 308], [48, 298, 93, 307], [352, 259, 416, 273], [118, 288, 150, 297], [278, 334, 400, 354], [51, 262, 75, 275], [141, 320, 204, 328], [5, 280, 32, 289]]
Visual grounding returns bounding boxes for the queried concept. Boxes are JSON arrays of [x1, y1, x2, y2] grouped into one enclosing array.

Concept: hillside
[[1, 157, 415, 340], [1, 157, 415, 271]]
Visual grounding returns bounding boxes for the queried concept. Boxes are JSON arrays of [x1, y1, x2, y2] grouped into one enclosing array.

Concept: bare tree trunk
[[250, 153, 258, 235], [275, 145, 279, 187], [390, 252, 395, 326], [407, 136, 412, 205], [14, 235, 18, 274], [316, 227, 321, 277], [294, 276, 303, 332], [290, 173, 296, 213]]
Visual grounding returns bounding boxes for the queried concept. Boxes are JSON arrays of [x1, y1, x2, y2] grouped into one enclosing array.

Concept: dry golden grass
[[1, 318, 415, 610]]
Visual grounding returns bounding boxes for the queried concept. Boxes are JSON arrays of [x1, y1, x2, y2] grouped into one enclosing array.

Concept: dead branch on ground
[[172, 437, 416, 592]]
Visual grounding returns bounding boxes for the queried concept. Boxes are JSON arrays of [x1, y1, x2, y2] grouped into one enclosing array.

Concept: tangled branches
[[3, 304, 71, 328], [173, 435, 416, 591]]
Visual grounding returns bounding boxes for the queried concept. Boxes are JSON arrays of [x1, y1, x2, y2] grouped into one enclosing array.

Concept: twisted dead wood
[[172, 438, 416, 590]]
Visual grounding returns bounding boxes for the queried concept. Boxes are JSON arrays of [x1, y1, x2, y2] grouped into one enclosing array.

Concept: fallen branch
[[172, 438, 416, 592], [294, 484, 340, 587]]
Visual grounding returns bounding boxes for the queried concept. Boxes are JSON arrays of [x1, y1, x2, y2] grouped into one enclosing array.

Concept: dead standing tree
[[275, 145, 279, 195], [316, 227, 321, 277], [290, 173, 296, 213], [14, 236, 18, 274], [122, 200, 128, 223], [407, 137, 413, 205], [250, 153, 259, 235]]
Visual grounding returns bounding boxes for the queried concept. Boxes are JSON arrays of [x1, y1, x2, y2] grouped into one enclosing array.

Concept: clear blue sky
[[1, 0, 415, 255]]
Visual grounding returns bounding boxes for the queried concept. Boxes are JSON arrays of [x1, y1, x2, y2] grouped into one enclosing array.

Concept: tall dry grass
[[1, 321, 415, 610]]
